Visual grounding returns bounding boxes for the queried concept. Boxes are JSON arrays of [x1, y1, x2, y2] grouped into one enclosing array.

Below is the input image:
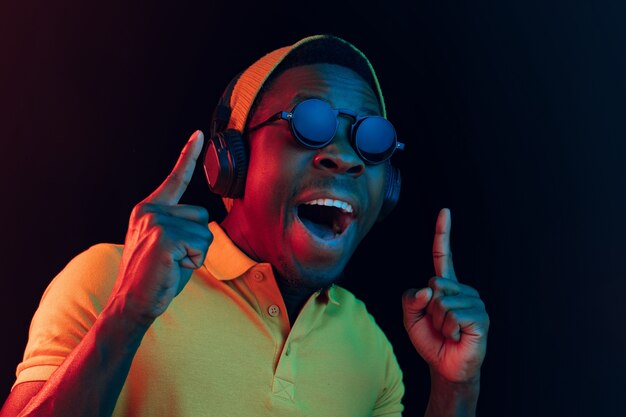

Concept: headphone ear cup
[[377, 162, 402, 222], [226, 131, 248, 197], [203, 129, 248, 198]]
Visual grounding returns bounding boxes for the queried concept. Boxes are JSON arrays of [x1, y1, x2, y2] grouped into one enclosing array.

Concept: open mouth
[[296, 198, 355, 240]]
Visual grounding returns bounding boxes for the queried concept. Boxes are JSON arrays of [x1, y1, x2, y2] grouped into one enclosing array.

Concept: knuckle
[[432, 249, 451, 258], [146, 212, 162, 228], [201, 208, 210, 223], [428, 276, 439, 288], [152, 225, 165, 239], [131, 203, 146, 218], [205, 231, 214, 246], [446, 310, 459, 324], [199, 239, 211, 255], [179, 149, 192, 160], [168, 171, 190, 189], [443, 310, 459, 329], [196, 207, 210, 224], [132, 202, 158, 220], [461, 283, 479, 296], [436, 296, 450, 310], [160, 252, 177, 268], [151, 223, 169, 242], [429, 276, 445, 290]]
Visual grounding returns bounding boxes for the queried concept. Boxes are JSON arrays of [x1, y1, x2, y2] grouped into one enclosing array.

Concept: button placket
[[246, 264, 293, 376]]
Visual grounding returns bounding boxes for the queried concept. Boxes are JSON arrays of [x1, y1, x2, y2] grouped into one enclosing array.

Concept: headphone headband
[[211, 72, 244, 137]]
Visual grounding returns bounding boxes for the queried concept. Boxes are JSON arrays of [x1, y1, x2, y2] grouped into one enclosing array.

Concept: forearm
[[424, 371, 480, 417], [17, 295, 149, 417]]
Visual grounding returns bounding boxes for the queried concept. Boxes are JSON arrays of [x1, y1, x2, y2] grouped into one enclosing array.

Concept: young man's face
[[223, 63, 387, 289]]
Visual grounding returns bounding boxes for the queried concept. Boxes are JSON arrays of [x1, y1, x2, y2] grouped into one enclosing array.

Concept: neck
[[219, 215, 330, 325], [275, 275, 317, 326], [220, 214, 260, 261]]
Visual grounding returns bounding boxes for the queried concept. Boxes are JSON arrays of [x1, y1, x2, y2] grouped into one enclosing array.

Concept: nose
[[312, 117, 365, 176]]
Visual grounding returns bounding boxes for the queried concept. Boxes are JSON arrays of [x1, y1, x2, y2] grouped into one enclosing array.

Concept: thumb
[[402, 287, 433, 327]]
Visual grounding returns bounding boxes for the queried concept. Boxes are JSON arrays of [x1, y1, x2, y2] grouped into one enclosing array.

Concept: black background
[[1, 1, 625, 416]]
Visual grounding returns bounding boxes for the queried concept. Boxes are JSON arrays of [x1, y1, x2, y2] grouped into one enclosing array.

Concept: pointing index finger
[[145, 130, 204, 205], [432, 208, 458, 281]]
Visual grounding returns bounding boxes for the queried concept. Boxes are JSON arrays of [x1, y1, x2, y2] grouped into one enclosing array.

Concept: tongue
[[300, 218, 336, 240]]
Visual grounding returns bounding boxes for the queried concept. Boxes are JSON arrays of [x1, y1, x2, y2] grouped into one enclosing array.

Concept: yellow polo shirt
[[14, 222, 405, 416]]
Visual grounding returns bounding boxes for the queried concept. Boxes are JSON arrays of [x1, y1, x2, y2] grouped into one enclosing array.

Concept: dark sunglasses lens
[[354, 116, 397, 163], [291, 99, 336, 148]]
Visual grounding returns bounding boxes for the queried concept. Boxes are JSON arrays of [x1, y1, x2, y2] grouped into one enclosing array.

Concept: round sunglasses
[[247, 98, 405, 164]]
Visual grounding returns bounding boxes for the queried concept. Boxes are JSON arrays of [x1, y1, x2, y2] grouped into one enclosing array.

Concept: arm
[[1, 298, 147, 417], [1, 130, 212, 417], [402, 209, 489, 417]]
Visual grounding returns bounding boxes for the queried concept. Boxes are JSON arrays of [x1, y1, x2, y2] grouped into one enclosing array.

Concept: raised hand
[[401, 208, 489, 383], [111, 130, 213, 327]]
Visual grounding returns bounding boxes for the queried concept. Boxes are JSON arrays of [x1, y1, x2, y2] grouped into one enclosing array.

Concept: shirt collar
[[203, 222, 257, 280], [321, 285, 341, 306], [204, 222, 341, 306]]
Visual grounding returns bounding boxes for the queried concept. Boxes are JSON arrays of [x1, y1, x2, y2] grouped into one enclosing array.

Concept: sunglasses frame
[[247, 98, 405, 164]]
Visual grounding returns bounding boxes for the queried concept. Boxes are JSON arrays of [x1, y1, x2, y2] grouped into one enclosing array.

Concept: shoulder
[[328, 284, 374, 318], [328, 285, 392, 344], [39, 243, 124, 310], [56, 243, 122, 277]]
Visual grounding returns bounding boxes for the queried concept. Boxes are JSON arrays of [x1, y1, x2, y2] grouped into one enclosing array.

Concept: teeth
[[304, 198, 353, 214]]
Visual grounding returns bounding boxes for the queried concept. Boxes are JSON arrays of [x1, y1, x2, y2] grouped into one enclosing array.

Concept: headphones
[[203, 73, 402, 222]]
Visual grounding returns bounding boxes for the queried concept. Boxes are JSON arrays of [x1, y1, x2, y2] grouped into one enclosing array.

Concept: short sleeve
[[13, 243, 123, 389]]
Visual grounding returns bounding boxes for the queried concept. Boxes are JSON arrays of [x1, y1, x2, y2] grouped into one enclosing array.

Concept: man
[[1, 34, 489, 416]]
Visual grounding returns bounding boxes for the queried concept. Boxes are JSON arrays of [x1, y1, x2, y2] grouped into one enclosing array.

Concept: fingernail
[[190, 130, 203, 142], [416, 287, 432, 299]]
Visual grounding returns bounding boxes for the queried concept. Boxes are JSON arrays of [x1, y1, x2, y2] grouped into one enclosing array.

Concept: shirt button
[[268, 304, 280, 317], [253, 271, 264, 281]]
